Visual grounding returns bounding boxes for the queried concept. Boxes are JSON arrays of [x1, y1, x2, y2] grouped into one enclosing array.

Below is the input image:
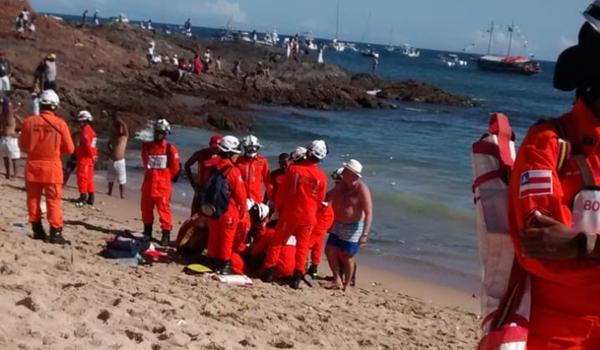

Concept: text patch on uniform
[[520, 170, 552, 198]]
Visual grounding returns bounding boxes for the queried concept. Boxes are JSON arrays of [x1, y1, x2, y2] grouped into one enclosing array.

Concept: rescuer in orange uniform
[[75, 110, 97, 206], [306, 201, 335, 278], [508, 17, 600, 349], [237, 135, 271, 204], [206, 135, 248, 275], [141, 119, 181, 246], [263, 140, 328, 289], [19, 90, 74, 244]]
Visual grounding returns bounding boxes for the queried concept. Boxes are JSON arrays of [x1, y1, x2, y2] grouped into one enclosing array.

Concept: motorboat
[[440, 54, 468, 67]]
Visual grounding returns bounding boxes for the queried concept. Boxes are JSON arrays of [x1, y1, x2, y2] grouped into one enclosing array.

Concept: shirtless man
[[0, 96, 21, 179], [107, 114, 128, 198], [325, 159, 373, 290]]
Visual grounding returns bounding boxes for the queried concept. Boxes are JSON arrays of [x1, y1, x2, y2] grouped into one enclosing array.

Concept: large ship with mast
[[477, 21, 541, 75]]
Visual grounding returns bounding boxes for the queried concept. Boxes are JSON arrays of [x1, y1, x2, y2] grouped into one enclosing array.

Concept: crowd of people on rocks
[[0, 46, 372, 291]]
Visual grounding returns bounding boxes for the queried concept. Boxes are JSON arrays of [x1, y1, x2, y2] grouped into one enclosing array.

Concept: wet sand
[[0, 172, 480, 349]]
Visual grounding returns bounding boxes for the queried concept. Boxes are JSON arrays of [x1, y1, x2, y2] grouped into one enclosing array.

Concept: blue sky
[[30, 0, 590, 60]]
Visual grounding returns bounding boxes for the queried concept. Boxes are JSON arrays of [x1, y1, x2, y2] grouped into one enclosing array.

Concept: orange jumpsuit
[[76, 124, 97, 194], [309, 203, 335, 266], [269, 168, 286, 203], [19, 111, 74, 228], [207, 158, 248, 264], [236, 154, 271, 203], [509, 99, 600, 349], [141, 140, 181, 231], [264, 161, 327, 274], [251, 227, 295, 278]]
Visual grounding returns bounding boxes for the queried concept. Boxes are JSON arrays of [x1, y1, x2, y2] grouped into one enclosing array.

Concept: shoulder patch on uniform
[[520, 170, 552, 198]]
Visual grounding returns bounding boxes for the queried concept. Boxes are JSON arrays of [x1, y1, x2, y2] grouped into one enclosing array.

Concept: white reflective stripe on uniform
[[148, 155, 167, 169], [91, 137, 97, 148]]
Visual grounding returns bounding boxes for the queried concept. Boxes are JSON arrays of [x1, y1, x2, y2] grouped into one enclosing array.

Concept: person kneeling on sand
[[0, 96, 22, 179], [107, 113, 129, 199], [325, 159, 373, 290], [19, 90, 74, 244], [141, 119, 181, 246], [75, 111, 97, 206]]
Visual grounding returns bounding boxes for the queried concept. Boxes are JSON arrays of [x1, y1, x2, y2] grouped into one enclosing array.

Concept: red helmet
[[209, 134, 223, 149]]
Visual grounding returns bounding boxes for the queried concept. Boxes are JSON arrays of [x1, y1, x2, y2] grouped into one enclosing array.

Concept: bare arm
[[359, 182, 373, 240], [184, 151, 202, 187], [118, 119, 129, 137]]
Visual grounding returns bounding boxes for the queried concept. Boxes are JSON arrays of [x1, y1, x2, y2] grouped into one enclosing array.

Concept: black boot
[[160, 230, 170, 247], [31, 221, 47, 241], [306, 264, 318, 279], [291, 270, 302, 290], [143, 224, 153, 240], [49, 227, 68, 245], [261, 267, 275, 283], [76, 193, 87, 207], [219, 260, 232, 275], [86, 192, 95, 206]]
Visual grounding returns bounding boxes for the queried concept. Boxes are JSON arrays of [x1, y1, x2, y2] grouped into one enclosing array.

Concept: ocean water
[[56, 15, 577, 287]]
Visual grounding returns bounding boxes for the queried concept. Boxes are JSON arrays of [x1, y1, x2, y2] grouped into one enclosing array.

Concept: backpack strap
[[166, 143, 172, 168]]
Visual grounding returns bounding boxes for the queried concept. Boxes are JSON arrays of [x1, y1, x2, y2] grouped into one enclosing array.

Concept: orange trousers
[[309, 229, 328, 266], [264, 219, 312, 274], [141, 192, 173, 230], [77, 162, 95, 193], [207, 213, 239, 261], [26, 182, 63, 228]]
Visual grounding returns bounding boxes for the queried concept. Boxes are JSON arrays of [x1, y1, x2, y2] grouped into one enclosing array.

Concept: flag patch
[[520, 170, 552, 198]]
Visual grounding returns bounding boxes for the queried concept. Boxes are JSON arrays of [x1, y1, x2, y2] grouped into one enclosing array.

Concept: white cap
[[331, 167, 344, 181], [77, 110, 93, 122], [343, 159, 363, 178], [307, 140, 328, 160], [584, 1, 600, 32], [218, 135, 241, 154]]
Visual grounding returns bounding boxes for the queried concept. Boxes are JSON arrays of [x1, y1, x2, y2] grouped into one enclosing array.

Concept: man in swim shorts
[[325, 159, 373, 291], [107, 113, 128, 198], [0, 96, 21, 179]]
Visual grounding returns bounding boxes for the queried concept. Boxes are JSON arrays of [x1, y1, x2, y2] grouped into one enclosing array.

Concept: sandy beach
[[0, 173, 479, 350]]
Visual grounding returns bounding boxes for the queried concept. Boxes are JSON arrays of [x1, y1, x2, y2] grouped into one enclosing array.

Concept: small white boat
[[402, 45, 420, 58], [440, 54, 468, 67]]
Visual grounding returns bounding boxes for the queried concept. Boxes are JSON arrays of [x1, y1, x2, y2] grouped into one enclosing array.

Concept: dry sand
[[0, 175, 479, 349]]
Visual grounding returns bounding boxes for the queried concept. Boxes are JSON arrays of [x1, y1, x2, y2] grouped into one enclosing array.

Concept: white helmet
[[290, 146, 307, 162], [218, 135, 241, 154], [77, 110, 93, 122], [154, 118, 171, 134], [330, 167, 344, 182], [39, 90, 59, 108], [242, 135, 261, 157], [307, 140, 328, 160], [257, 203, 270, 221]]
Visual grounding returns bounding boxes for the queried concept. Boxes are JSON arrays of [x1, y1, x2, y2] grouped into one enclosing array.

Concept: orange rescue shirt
[[19, 111, 74, 184], [141, 140, 181, 197], [237, 154, 271, 203], [76, 124, 97, 165], [276, 161, 327, 226], [509, 99, 600, 315]]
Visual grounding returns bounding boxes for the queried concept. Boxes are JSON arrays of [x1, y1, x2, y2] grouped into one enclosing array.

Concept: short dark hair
[[278, 153, 290, 160]]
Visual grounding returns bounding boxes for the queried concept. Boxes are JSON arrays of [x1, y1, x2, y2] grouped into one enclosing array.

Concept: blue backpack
[[199, 166, 232, 218]]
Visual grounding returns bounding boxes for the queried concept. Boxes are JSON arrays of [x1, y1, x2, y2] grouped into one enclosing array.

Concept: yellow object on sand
[[185, 264, 212, 274]]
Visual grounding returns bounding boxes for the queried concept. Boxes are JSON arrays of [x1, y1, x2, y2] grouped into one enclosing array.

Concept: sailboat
[[332, 0, 348, 52], [477, 21, 540, 75]]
